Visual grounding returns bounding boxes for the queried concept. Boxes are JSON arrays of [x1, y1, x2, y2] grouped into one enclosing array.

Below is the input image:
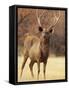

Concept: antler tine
[[36, 9, 46, 27], [36, 9, 41, 26], [53, 10, 60, 26], [39, 10, 46, 18], [48, 10, 60, 30]]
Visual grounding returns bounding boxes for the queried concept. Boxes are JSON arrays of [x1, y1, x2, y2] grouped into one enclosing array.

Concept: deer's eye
[[39, 26, 43, 32]]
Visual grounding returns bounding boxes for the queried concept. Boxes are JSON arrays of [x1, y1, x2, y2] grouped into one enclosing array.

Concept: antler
[[36, 9, 46, 27], [47, 10, 60, 30], [36, 9, 60, 31]]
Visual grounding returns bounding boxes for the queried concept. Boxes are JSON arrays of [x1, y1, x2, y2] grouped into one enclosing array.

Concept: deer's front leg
[[37, 62, 40, 80], [43, 62, 46, 79]]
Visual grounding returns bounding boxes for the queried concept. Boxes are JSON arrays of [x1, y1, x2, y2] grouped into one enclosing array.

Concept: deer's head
[[36, 9, 60, 40]]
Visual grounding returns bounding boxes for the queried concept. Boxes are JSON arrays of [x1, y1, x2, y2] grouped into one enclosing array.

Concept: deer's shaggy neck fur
[[40, 35, 50, 62]]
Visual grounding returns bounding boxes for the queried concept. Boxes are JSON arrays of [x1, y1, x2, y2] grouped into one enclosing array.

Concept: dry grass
[[17, 56, 65, 82]]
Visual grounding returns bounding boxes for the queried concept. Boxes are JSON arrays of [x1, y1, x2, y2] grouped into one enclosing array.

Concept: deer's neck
[[41, 37, 50, 53], [40, 37, 50, 60], [41, 37, 50, 48]]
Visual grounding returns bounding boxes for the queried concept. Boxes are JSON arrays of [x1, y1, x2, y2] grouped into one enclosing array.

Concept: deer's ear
[[49, 28, 54, 34], [39, 26, 43, 32]]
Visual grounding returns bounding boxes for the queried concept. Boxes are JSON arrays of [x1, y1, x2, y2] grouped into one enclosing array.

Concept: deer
[[20, 9, 60, 79]]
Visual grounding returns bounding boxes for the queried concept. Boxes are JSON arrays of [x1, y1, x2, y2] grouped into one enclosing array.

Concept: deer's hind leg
[[20, 53, 28, 78], [29, 60, 34, 77]]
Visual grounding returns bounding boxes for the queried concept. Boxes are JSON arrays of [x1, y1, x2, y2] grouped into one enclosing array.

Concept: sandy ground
[[17, 56, 65, 82]]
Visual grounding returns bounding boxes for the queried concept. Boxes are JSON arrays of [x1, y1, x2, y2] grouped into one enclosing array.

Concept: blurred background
[[17, 8, 65, 56]]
